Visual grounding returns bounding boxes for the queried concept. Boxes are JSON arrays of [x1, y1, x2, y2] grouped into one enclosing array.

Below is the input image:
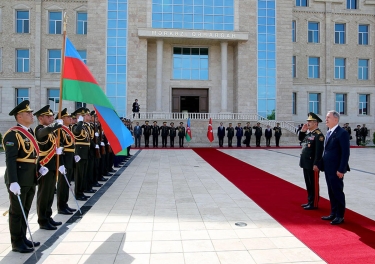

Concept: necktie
[[325, 130, 331, 146]]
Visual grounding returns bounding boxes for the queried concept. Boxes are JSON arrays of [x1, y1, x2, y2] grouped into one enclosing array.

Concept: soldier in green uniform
[[243, 122, 252, 147], [178, 122, 186, 147], [3, 100, 40, 253], [298, 112, 325, 210], [273, 123, 282, 147], [253, 122, 263, 147], [34, 105, 63, 230], [160, 121, 169, 147], [226, 123, 234, 147], [169, 122, 176, 147]]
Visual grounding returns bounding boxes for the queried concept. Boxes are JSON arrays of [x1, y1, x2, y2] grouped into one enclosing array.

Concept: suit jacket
[[226, 127, 234, 138], [217, 126, 225, 137], [235, 127, 243, 137], [265, 128, 272, 138], [133, 125, 142, 137], [321, 126, 350, 174]]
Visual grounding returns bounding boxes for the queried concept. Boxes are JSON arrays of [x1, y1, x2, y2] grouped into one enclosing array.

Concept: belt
[[16, 158, 37, 164], [75, 142, 90, 146], [64, 148, 75, 152]]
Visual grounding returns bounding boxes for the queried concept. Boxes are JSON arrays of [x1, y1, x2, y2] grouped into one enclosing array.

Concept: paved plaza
[[0, 147, 374, 264]]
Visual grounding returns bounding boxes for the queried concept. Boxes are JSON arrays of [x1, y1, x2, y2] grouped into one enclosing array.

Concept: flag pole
[[55, 12, 67, 179]]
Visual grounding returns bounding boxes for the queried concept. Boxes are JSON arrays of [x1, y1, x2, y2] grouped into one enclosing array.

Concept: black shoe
[[84, 189, 96, 193], [92, 183, 102, 187], [301, 203, 309, 207], [39, 223, 57, 230], [330, 217, 344, 225], [110, 169, 116, 172], [58, 208, 73, 215], [76, 196, 87, 201], [23, 238, 40, 248], [103, 173, 113, 176], [99, 177, 108, 182], [303, 205, 318, 210], [12, 241, 34, 253], [67, 207, 77, 212], [49, 218, 62, 226], [321, 215, 335, 221]]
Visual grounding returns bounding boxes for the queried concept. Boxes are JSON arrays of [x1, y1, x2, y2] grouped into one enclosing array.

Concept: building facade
[[0, 0, 374, 135]]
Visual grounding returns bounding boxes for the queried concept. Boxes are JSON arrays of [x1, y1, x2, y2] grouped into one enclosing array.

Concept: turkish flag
[[207, 118, 214, 142]]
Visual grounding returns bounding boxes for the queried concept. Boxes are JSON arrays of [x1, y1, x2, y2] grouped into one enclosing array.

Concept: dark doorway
[[181, 96, 199, 113]]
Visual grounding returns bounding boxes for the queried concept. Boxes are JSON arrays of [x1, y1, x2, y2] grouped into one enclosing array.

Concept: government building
[[0, 0, 374, 138]]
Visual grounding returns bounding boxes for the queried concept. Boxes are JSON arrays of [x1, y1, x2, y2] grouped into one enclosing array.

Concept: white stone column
[[156, 39, 163, 112], [221, 42, 228, 112]]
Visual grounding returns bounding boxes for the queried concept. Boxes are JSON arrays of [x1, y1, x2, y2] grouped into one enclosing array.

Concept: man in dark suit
[[217, 122, 225, 147], [235, 123, 243, 147], [264, 125, 272, 147], [243, 122, 252, 147], [298, 113, 324, 210], [320, 110, 350, 225], [273, 123, 282, 147], [253, 122, 263, 147], [3, 100, 40, 253], [133, 122, 142, 147], [226, 123, 234, 147]]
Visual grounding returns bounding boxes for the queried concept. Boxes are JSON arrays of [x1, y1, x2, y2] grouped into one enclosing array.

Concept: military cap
[[33, 105, 53, 117], [9, 100, 33, 116], [75, 107, 90, 116], [276, 122, 280, 125], [357, 125, 360, 127], [229, 123, 232, 125], [170, 122, 174, 125], [145, 120, 149, 123], [306, 112, 322, 123], [55, 108, 71, 119], [153, 121, 157, 123], [247, 122, 250, 124], [163, 121, 167, 124], [238, 123, 241, 125], [180, 122, 183, 125], [90, 110, 96, 116], [257, 122, 260, 125]]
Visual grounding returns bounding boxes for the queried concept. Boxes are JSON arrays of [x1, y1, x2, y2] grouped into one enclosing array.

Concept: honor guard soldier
[[160, 121, 169, 147], [298, 112, 324, 210], [151, 121, 160, 147], [243, 122, 252, 147], [226, 123, 234, 147], [235, 123, 243, 147], [142, 121, 151, 147], [72, 108, 92, 201], [354, 125, 362, 146], [273, 123, 282, 147], [34, 105, 63, 230], [56, 108, 77, 215], [3, 100, 41, 252], [169, 122, 176, 147], [178, 122, 186, 147], [253, 122, 263, 147]]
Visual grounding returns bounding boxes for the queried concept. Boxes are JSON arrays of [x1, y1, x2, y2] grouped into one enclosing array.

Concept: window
[[16, 49, 30, 72], [335, 23, 345, 44], [16, 10, 29, 33], [309, 93, 320, 114], [347, 0, 357, 9], [308, 57, 320, 78], [358, 25, 369, 45], [358, 59, 369, 80], [77, 12, 87, 34], [77, 50, 87, 64], [358, 94, 369, 115], [47, 89, 60, 112], [292, 20, 296, 42], [173, 47, 208, 80], [16, 88, 29, 105], [49, 11, 62, 34], [48, 49, 61, 73], [76, 102, 86, 109], [292, 56, 296, 78], [308, 22, 319, 43], [292, 92, 297, 115], [296, 0, 308, 7], [335, 93, 346, 115], [335, 58, 346, 79]]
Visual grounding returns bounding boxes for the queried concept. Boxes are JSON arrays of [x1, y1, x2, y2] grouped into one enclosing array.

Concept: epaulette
[[314, 129, 322, 134]]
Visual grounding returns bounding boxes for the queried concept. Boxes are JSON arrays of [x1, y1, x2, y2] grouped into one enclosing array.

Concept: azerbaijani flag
[[185, 118, 192, 142], [62, 37, 133, 154]]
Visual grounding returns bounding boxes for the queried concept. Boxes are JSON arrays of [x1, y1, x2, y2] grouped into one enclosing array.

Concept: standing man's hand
[[10, 182, 21, 195], [313, 165, 319, 172], [337, 171, 344, 179]]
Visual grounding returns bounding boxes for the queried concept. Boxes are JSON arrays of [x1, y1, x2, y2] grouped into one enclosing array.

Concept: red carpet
[[193, 148, 375, 264]]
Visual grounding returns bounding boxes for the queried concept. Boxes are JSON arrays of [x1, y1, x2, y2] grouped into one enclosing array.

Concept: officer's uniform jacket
[[178, 126, 185, 137], [273, 126, 282, 137], [61, 125, 75, 169], [226, 127, 234, 138], [152, 125, 160, 136], [253, 126, 262, 137], [160, 126, 169, 137], [35, 124, 61, 171], [244, 126, 252, 136], [169, 127, 177, 138], [72, 121, 90, 160], [298, 128, 324, 169], [142, 124, 151, 136]]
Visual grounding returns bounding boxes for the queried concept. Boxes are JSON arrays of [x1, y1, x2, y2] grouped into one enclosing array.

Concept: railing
[[125, 112, 298, 133]]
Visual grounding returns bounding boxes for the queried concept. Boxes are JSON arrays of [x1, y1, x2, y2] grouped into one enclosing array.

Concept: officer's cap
[[56, 108, 71, 119], [306, 112, 322, 123], [163, 121, 167, 124], [238, 123, 241, 125], [180, 122, 183, 125], [153, 121, 157, 124], [257, 122, 260, 125], [247, 122, 250, 124], [33, 105, 53, 117], [9, 100, 33, 116], [145, 120, 149, 123], [75, 107, 90, 116], [90, 110, 96, 116], [229, 123, 232, 125], [170, 122, 174, 125]]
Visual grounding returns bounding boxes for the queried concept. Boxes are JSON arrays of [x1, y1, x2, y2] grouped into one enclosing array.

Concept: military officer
[[243, 122, 252, 147], [141, 120, 151, 147], [235, 123, 243, 147], [253, 122, 263, 147], [273, 123, 282, 147], [151, 121, 160, 147], [169, 122, 176, 147], [226, 123, 234, 147], [298, 112, 324, 210], [34, 105, 63, 230], [3, 100, 40, 253], [56, 108, 77, 215], [178, 122, 186, 147], [354, 125, 362, 146], [160, 122, 169, 147]]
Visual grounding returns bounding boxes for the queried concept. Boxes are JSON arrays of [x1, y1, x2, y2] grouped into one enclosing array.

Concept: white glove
[[95, 132, 99, 137], [95, 144, 99, 149], [100, 142, 105, 146], [9, 182, 21, 195], [74, 155, 81, 163], [107, 142, 110, 146], [56, 147, 64, 155], [39, 166, 49, 176], [59, 165, 67, 175], [56, 119, 63, 125], [78, 115, 84, 122]]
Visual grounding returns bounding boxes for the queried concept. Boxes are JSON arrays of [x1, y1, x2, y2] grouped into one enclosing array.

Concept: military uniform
[[169, 122, 176, 147], [243, 123, 252, 147], [273, 124, 282, 147], [298, 113, 324, 209], [253, 123, 262, 147], [3, 100, 40, 253], [354, 125, 362, 146], [152, 121, 160, 147], [178, 122, 186, 147], [141, 121, 151, 147], [226, 124, 234, 147], [160, 122, 169, 147], [34, 105, 63, 230]]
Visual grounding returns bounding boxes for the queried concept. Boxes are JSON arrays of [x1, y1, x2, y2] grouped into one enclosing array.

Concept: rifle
[[93, 115, 101, 159]]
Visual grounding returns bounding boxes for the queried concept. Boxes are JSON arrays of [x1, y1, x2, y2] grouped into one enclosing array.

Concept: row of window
[[296, 0, 358, 9], [15, 10, 87, 35], [292, 21, 369, 45], [4, 49, 87, 73], [292, 93, 370, 116], [292, 56, 370, 80]]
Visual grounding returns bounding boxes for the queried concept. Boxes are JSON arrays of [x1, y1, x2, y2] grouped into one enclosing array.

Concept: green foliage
[[267, 109, 275, 120]]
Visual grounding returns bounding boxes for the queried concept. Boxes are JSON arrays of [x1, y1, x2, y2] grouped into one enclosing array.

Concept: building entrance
[[172, 88, 208, 113]]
